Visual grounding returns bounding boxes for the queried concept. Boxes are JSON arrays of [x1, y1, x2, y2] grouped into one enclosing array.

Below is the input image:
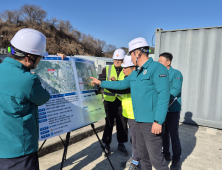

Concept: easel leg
[[60, 132, 71, 170], [38, 139, 47, 155], [91, 123, 115, 170]]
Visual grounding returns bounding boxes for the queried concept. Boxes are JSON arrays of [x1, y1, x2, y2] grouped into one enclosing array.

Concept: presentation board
[[34, 56, 105, 141]]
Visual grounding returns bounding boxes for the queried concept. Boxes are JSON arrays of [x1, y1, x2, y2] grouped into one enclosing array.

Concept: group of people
[[91, 37, 183, 170], [0, 27, 183, 170]]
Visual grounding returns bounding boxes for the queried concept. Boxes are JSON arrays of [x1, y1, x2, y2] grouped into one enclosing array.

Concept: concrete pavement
[[39, 121, 222, 170]]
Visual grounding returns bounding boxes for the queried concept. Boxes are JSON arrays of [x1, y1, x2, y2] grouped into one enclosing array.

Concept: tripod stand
[[60, 132, 70, 170], [91, 123, 115, 170], [58, 123, 115, 170]]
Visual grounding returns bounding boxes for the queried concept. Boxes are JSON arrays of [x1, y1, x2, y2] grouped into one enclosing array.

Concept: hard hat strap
[[10, 46, 41, 69]]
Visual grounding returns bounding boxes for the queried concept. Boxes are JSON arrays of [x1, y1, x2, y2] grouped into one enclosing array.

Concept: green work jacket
[[0, 57, 50, 158], [101, 57, 170, 125], [168, 67, 183, 112]]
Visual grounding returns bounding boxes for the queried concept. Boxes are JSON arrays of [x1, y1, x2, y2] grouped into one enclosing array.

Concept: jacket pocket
[[139, 75, 154, 91]]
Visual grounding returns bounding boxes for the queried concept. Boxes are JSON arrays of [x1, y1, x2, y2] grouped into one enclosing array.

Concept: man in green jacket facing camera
[[91, 37, 170, 170], [0, 28, 50, 170]]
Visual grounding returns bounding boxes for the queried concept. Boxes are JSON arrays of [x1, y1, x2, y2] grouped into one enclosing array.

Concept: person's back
[[0, 57, 50, 158], [0, 28, 50, 170]]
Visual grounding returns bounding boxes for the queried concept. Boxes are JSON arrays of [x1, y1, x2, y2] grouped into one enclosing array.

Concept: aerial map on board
[[32, 57, 105, 141], [75, 61, 98, 91], [34, 60, 77, 94]]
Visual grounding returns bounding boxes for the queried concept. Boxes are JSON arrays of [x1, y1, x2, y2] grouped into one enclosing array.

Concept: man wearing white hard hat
[[91, 37, 170, 170], [98, 49, 128, 157], [0, 28, 50, 170], [106, 55, 139, 170]]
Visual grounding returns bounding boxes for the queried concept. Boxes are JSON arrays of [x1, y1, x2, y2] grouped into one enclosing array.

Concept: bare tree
[[0, 4, 117, 57], [0, 10, 15, 23], [71, 29, 82, 42], [105, 44, 116, 52], [12, 9, 23, 25], [81, 34, 98, 54], [58, 20, 73, 33], [20, 4, 47, 25], [46, 17, 58, 31], [47, 17, 58, 27], [96, 39, 107, 52]]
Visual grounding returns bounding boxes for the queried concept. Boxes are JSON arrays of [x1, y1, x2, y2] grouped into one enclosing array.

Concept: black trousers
[[0, 151, 39, 170], [102, 98, 128, 144], [136, 122, 169, 170], [128, 119, 139, 161], [162, 111, 182, 161]]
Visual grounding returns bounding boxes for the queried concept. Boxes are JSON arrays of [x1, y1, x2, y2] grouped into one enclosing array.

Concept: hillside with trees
[[0, 4, 117, 57]]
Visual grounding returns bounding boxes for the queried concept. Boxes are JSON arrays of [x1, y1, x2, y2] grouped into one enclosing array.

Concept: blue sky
[[0, 0, 221, 48]]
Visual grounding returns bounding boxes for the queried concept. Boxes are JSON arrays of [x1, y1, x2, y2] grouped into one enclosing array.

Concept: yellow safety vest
[[122, 93, 135, 119], [103, 65, 125, 102]]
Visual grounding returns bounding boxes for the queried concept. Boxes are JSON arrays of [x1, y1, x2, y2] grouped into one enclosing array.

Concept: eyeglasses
[[25, 55, 44, 64]]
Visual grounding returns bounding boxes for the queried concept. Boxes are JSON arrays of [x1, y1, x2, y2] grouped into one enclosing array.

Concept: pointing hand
[[90, 77, 101, 86]]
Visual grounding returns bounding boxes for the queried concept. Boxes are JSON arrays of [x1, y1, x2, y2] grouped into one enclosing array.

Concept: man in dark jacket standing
[[158, 52, 183, 170], [0, 28, 50, 170]]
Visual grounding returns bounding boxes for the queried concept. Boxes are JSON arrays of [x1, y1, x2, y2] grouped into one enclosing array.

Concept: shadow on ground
[[46, 112, 199, 170], [165, 112, 199, 169], [47, 131, 130, 170]]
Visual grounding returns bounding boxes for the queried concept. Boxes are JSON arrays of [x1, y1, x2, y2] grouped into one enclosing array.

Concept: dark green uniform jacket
[[101, 58, 170, 125], [0, 57, 50, 158], [168, 67, 183, 112]]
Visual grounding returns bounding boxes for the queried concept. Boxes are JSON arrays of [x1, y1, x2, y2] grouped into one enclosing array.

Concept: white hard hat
[[121, 55, 134, 67], [10, 28, 46, 56], [128, 37, 149, 53], [113, 49, 125, 60]]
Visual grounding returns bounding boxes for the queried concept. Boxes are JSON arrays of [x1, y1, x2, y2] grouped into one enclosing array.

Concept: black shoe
[[170, 160, 181, 170], [103, 144, 110, 157], [163, 153, 171, 161], [128, 163, 139, 170], [125, 157, 133, 168], [118, 144, 128, 156]]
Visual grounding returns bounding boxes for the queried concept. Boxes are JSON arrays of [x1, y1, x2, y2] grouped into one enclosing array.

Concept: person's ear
[[168, 60, 171, 66]]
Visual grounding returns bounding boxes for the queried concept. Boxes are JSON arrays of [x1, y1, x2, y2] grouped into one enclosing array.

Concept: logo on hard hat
[[116, 54, 119, 57]]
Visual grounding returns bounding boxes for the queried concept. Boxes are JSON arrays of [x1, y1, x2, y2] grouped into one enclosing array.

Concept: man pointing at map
[[91, 37, 170, 170], [0, 28, 50, 170]]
